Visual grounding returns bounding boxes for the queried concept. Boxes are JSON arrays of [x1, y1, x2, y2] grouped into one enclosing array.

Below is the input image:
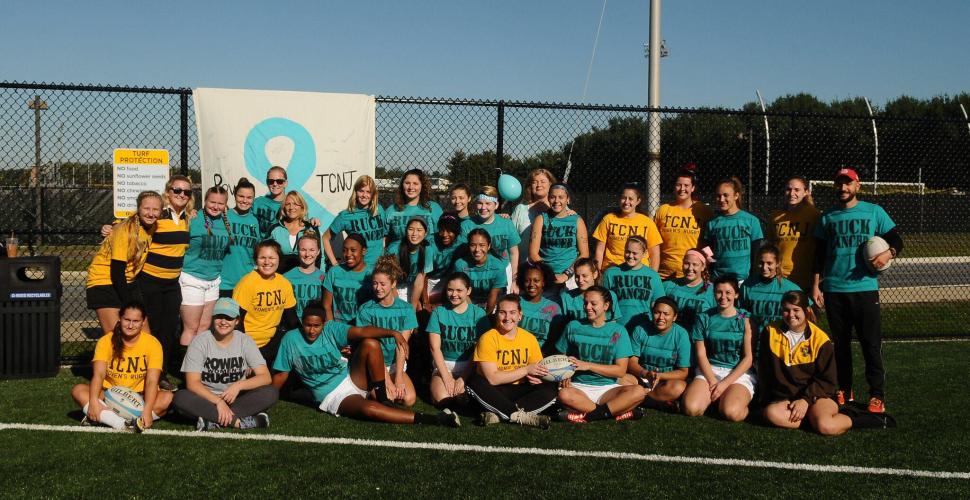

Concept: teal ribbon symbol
[[243, 117, 335, 228]]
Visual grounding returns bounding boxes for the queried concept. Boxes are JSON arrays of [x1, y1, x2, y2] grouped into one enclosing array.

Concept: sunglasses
[[170, 187, 191, 195], [267, 178, 286, 185]]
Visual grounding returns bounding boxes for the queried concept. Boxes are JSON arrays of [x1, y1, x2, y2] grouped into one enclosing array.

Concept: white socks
[[83, 402, 127, 430]]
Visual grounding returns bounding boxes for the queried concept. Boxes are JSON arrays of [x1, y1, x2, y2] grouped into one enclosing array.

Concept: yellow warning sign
[[113, 148, 170, 218]]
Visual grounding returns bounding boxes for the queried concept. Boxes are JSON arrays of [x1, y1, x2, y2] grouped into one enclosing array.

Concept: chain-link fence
[[3, 82, 969, 363]]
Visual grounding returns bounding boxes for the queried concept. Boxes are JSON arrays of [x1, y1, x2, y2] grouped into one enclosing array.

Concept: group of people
[[74, 164, 901, 435]]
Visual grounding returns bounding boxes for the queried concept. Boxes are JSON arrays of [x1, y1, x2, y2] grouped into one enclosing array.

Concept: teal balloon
[[498, 174, 522, 201]]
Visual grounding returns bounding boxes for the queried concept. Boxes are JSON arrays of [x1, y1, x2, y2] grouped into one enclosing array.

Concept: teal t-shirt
[[428, 239, 461, 280], [272, 322, 351, 403], [663, 279, 716, 332], [691, 308, 750, 369], [329, 205, 386, 268], [631, 322, 692, 373], [602, 264, 666, 329], [252, 195, 281, 239], [269, 222, 319, 256], [426, 304, 490, 362], [704, 210, 764, 281], [453, 254, 508, 307], [740, 277, 807, 339], [459, 216, 521, 264], [181, 213, 231, 281], [384, 240, 435, 285], [322, 264, 371, 323], [815, 201, 896, 293], [283, 267, 324, 319], [220, 209, 260, 292], [539, 212, 580, 274], [519, 296, 565, 347], [554, 319, 633, 386], [558, 288, 622, 323], [383, 201, 443, 245], [356, 298, 419, 367]]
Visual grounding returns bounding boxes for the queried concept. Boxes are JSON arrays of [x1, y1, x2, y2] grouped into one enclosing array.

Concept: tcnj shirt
[[181, 331, 266, 394]]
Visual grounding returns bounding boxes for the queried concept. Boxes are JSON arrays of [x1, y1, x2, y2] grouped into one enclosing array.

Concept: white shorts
[[433, 360, 470, 377], [318, 375, 368, 416], [694, 365, 757, 398], [505, 262, 515, 293], [396, 285, 412, 303], [572, 382, 622, 404], [179, 272, 221, 306]]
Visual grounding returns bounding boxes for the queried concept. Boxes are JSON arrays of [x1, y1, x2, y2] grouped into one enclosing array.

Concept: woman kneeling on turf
[[173, 298, 278, 431], [271, 307, 459, 426], [759, 291, 851, 436], [555, 286, 645, 423], [465, 295, 558, 428], [622, 297, 691, 409], [71, 301, 172, 431]]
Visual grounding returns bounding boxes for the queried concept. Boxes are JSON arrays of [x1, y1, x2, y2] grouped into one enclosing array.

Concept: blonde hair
[[279, 191, 309, 222], [97, 191, 161, 271], [348, 175, 380, 217], [525, 169, 557, 203], [163, 175, 195, 214], [479, 185, 499, 200], [373, 254, 404, 284]]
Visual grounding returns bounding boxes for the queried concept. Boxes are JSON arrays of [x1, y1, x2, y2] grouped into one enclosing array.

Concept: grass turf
[[2, 341, 969, 497]]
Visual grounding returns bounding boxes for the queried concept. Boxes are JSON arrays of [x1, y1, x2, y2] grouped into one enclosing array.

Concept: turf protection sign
[[112, 148, 170, 218], [193, 88, 376, 230]]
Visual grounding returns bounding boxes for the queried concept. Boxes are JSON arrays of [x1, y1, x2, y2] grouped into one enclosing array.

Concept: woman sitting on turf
[[555, 286, 645, 424], [271, 307, 459, 427], [71, 301, 172, 431], [759, 290, 852, 436], [173, 297, 278, 431], [621, 297, 691, 410], [683, 275, 755, 422], [465, 294, 558, 428], [427, 272, 490, 407]]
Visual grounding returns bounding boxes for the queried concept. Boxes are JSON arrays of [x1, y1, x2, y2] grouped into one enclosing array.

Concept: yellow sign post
[[113, 148, 170, 218]]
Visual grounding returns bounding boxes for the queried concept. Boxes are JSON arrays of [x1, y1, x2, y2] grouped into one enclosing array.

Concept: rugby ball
[[539, 354, 576, 382], [103, 386, 145, 421], [863, 236, 892, 272]]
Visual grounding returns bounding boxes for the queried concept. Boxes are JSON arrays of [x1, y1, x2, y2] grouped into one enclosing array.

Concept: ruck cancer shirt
[[815, 201, 895, 293], [181, 331, 266, 394]]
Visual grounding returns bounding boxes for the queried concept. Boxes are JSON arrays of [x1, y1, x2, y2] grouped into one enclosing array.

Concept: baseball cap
[[212, 297, 240, 318], [834, 168, 860, 182]]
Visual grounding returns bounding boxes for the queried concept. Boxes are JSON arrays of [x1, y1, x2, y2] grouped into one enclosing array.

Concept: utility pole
[[646, 0, 665, 215], [28, 96, 48, 245]]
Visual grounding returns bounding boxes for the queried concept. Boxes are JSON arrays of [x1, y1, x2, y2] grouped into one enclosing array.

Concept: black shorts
[[86, 285, 121, 310]]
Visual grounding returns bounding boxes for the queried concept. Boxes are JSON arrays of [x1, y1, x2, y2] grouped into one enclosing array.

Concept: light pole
[[27, 96, 48, 245], [645, 0, 668, 215], [738, 129, 754, 211]]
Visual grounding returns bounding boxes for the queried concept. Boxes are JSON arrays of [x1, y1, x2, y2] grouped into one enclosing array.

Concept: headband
[[477, 194, 498, 204], [686, 247, 716, 264]]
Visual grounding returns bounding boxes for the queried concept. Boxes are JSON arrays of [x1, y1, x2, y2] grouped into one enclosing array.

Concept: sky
[[2, 0, 968, 109]]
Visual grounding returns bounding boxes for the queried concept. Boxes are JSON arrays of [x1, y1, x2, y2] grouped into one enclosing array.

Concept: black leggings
[[136, 273, 182, 377], [824, 290, 885, 398], [465, 373, 558, 420], [173, 385, 279, 421]]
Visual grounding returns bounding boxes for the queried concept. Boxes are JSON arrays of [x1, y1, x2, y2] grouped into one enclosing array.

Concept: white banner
[[194, 88, 376, 229]]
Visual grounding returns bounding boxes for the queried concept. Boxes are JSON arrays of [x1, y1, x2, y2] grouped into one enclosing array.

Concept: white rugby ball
[[103, 386, 145, 421], [539, 354, 576, 382], [863, 236, 892, 272]]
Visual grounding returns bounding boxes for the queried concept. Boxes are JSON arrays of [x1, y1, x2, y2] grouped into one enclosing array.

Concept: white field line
[[1, 423, 967, 480], [884, 337, 970, 344]]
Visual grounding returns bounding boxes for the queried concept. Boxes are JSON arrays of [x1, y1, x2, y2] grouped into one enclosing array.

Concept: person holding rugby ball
[[322, 234, 371, 323], [86, 191, 160, 334], [71, 301, 172, 431], [702, 177, 764, 283], [759, 291, 851, 436], [179, 185, 232, 348], [683, 275, 755, 422], [426, 272, 490, 407], [769, 175, 820, 291], [555, 286, 645, 423], [465, 295, 557, 428], [272, 307, 460, 427], [384, 169, 442, 246], [453, 229, 508, 313], [601, 235, 666, 330], [173, 298, 277, 431], [654, 165, 714, 279], [219, 178, 260, 299], [813, 167, 902, 413], [592, 183, 662, 272], [322, 175, 385, 270], [622, 297, 691, 408], [529, 183, 589, 285]]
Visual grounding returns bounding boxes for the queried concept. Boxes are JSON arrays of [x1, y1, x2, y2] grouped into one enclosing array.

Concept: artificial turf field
[[2, 340, 969, 498]]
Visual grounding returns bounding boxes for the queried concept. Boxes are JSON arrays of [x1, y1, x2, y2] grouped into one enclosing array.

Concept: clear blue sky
[[2, 0, 968, 109]]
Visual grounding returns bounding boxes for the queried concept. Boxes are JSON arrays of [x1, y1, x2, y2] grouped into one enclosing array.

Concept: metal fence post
[[496, 100, 505, 177], [180, 91, 189, 177]]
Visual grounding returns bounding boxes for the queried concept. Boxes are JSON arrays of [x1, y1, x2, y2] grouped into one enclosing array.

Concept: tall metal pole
[[647, 0, 662, 215], [756, 90, 770, 195], [28, 95, 48, 245], [864, 97, 879, 194]]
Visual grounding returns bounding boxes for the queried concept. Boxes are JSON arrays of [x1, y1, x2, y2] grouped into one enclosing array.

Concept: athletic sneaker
[[867, 397, 885, 414], [836, 390, 854, 405], [80, 416, 91, 427], [158, 378, 178, 392], [614, 408, 645, 422], [477, 411, 501, 427], [196, 417, 220, 432], [509, 410, 551, 430], [436, 408, 461, 428], [123, 419, 144, 434], [555, 409, 588, 424]]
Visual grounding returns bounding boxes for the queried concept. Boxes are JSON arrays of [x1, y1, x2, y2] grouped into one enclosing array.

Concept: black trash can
[[0, 257, 62, 378]]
